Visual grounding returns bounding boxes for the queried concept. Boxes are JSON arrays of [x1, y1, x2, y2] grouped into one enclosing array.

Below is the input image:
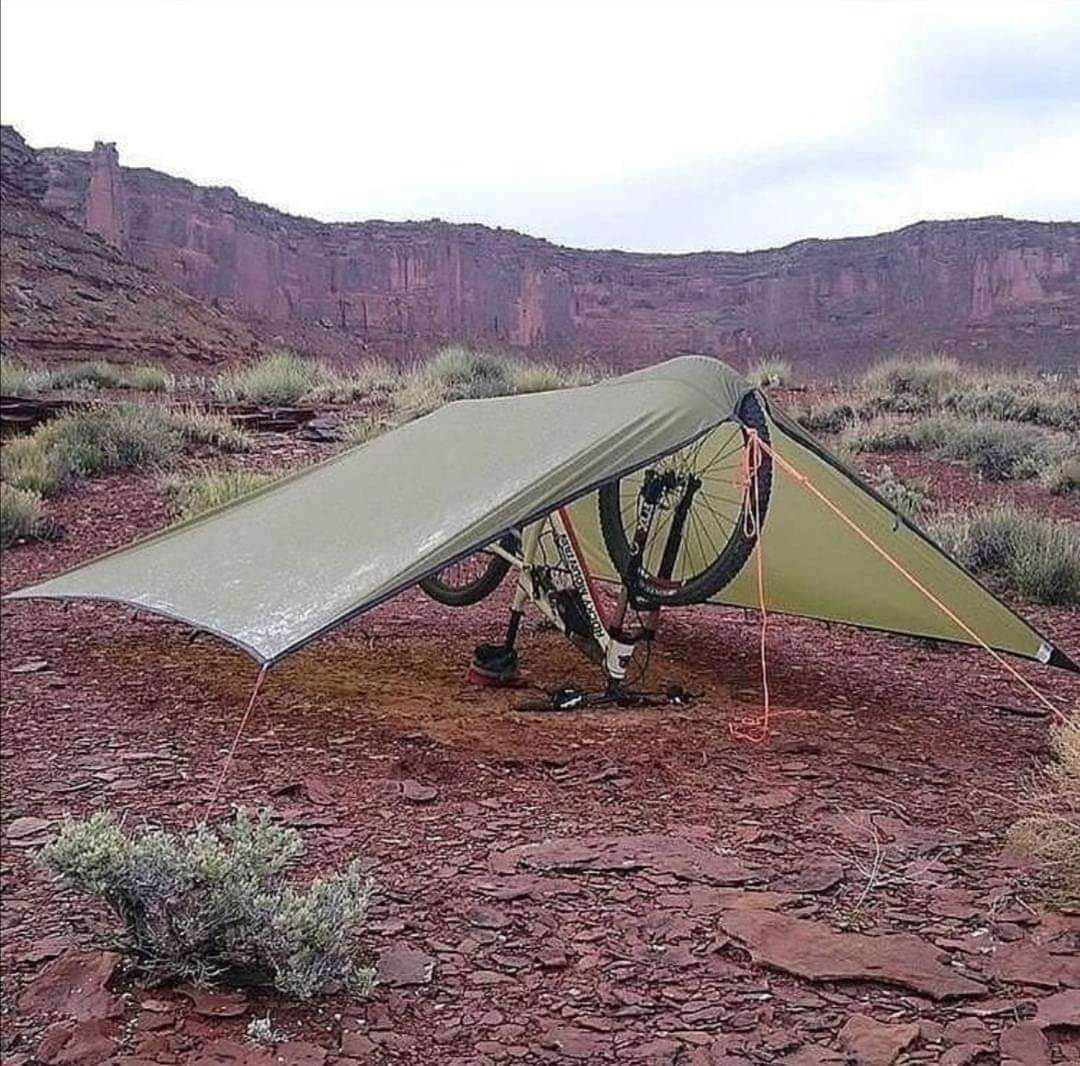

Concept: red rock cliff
[[37, 141, 1080, 373]]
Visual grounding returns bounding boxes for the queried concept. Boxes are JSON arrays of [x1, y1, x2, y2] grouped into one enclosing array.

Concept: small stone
[[999, 1022, 1050, 1065], [376, 943, 435, 986], [943, 1017, 992, 1046], [400, 779, 437, 803]]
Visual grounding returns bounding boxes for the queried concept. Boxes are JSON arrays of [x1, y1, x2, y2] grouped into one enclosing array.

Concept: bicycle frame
[[487, 505, 657, 688]]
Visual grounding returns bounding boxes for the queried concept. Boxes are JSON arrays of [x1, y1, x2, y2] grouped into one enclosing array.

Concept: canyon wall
[[36, 140, 1080, 372]]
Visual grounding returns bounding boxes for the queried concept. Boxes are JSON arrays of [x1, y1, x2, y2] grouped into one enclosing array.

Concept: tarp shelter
[[7, 357, 1075, 672]]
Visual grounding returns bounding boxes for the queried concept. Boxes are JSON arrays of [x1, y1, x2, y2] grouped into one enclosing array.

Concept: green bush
[[0, 436, 74, 496], [930, 504, 1080, 605], [859, 355, 964, 405], [0, 483, 46, 546], [747, 358, 793, 388], [38, 809, 374, 998], [1, 360, 176, 394], [1008, 717, 1079, 908], [868, 465, 930, 520], [166, 406, 253, 452], [944, 374, 1079, 432], [1042, 455, 1080, 498], [165, 466, 276, 521], [1, 358, 53, 397], [212, 352, 337, 405], [509, 361, 594, 394], [796, 401, 859, 435]]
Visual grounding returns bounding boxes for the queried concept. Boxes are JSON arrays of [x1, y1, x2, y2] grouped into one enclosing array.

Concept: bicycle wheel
[[598, 391, 772, 606], [419, 546, 512, 607]]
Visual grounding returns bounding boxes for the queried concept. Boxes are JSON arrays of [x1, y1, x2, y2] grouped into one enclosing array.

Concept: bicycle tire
[[419, 549, 512, 607], [598, 391, 773, 606]]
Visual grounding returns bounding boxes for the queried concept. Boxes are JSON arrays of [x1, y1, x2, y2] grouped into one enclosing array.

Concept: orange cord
[[746, 430, 1065, 726], [201, 663, 270, 824]]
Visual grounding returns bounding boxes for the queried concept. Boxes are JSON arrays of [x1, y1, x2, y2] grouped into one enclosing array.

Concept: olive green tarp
[[6, 356, 1074, 671]]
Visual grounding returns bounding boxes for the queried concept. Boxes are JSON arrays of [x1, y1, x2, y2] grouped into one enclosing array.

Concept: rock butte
[[24, 130, 1080, 373]]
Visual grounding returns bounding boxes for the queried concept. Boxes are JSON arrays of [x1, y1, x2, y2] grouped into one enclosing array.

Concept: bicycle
[[418, 392, 773, 708]]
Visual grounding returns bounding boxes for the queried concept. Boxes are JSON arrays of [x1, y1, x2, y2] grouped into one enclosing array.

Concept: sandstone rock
[[275, 1040, 328, 1066], [943, 1017, 992, 1046], [188, 1039, 276, 1066], [400, 779, 437, 803], [999, 1022, 1051, 1065], [988, 940, 1080, 989], [538, 1026, 611, 1060], [177, 986, 249, 1017], [493, 833, 757, 884], [18, 952, 121, 1021], [720, 911, 985, 999], [36, 1018, 116, 1065], [1034, 988, 1080, 1029], [838, 1013, 920, 1065], [376, 943, 435, 986]]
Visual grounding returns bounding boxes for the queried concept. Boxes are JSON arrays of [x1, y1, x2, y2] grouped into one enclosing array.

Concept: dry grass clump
[[164, 466, 277, 521], [930, 504, 1080, 606], [868, 465, 930, 520], [37, 809, 374, 998], [858, 355, 964, 406], [1008, 717, 1079, 908], [166, 406, 253, 452], [211, 351, 334, 405], [1042, 455, 1080, 498], [747, 358, 793, 388], [0, 483, 46, 546], [0, 358, 174, 394]]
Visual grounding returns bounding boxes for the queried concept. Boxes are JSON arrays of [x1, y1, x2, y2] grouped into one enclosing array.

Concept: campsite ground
[[1, 418, 1079, 1066]]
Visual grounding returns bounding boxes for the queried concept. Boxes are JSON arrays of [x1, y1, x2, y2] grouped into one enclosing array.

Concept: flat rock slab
[[1035, 988, 1080, 1029], [376, 944, 435, 987], [19, 952, 122, 1021], [987, 940, 1080, 989], [36, 1018, 116, 1065], [178, 986, 249, 1018], [839, 1013, 919, 1065], [492, 833, 757, 884], [720, 911, 986, 1000]]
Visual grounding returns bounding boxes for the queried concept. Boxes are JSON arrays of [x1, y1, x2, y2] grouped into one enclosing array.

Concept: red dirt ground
[[1, 435, 1078, 1066]]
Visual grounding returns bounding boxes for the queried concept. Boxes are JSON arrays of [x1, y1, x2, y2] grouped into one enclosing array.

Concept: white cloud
[[2, 0, 1077, 251]]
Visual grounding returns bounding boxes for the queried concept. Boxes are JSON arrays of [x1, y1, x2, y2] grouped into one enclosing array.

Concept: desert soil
[[1, 429, 1078, 1066]]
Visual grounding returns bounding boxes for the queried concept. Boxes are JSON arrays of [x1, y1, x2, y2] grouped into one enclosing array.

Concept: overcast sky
[[2, 0, 1078, 253]]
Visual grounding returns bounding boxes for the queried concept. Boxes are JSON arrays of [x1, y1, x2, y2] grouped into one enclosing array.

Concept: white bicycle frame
[[487, 507, 649, 684]]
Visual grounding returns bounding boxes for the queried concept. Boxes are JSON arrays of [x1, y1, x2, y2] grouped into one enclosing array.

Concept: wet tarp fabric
[[7, 357, 1070, 670]]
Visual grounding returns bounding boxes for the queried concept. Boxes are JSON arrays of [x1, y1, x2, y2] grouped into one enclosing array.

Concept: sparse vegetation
[[842, 414, 1068, 482], [0, 358, 174, 395], [165, 466, 277, 521], [212, 351, 335, 405], [1042, 455, 1080, 498], [1009, 716, 1079, 908], [747, 358, 793, 388], [858, 355, 963, 406], [0, 404, 251, 498], [341, 415, 391, 446], [37, 809, 375, 998], [867, 465, 930, 520], [0, 483, 46, 546], [930, 504, 1080, 606], [796, 400, 858, 435], [509, 361, 594, 394]]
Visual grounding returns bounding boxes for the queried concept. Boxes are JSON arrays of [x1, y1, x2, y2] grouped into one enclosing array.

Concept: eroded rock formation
[[22, 131, 1080, 371]]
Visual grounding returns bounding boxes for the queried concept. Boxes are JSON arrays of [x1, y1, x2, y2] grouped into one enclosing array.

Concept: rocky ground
[[1, 426, 1078, 1066]]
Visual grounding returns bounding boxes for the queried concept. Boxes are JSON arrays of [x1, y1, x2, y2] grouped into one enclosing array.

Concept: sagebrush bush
[[1, 360, 175, 394], [1008, 716, 1079, 908], [1042, 455, 1080, 498], [859, 355, 964, 404], [1, 358, 53, 397], [212, 352, 336, 405], [165, 466, 276, 520], [796, 401, 858, 435], [0, 436, 74, 496], [166, 406, 253, 452], [931, 504, 1080, 606], [38, 809, 374, 998], [0, 482, 46, 546], [868, 465, 930, 520], [747, 358, 793, 388], [509, 361, 594, 394], [943, 374, 1079, 432]]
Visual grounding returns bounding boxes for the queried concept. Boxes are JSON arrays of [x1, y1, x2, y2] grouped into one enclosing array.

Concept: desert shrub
[[868, 465, 930, 520], [306, 359, 402, 403], [930, 504, 1080, 605], [165, 466, 276, 520], [341, 415, 393, 446], [212, 352, 336, 405], [0, 358, 54, 397], [509, 361, 595, 394], [38, 809, 374, 998], [796, 401, 859, 435], [944, 374, 1080, 432], [121, 364, 175, 393], [423, 346, 513, 398], [0, 404, 248, 498], [859, 355, 964, 405], [1042, 455, 1080, 498], [36, 404, 183, 477], [843, 414, 1059, 481], [1008, 716, 1079, 907], [0, 436, 74, 496], [747, 358, 793, 388], [166, 406, 253, 452], [0, 483, 46, 546]]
